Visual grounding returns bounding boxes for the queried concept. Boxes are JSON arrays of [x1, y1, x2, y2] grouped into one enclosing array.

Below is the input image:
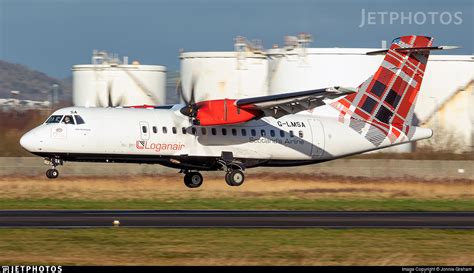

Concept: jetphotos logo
[[136, 140, 185, 153], [1, 265, 62, 273], [359, 9, 463, 27]]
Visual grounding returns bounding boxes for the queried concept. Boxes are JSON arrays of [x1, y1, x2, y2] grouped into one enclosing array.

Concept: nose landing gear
[[44, 157, 62, 179]]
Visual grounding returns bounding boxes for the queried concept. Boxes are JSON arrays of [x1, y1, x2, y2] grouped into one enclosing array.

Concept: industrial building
[[72, 50, 167, 107], [420, 80, 474, 152], [179, 36, 269, 102]]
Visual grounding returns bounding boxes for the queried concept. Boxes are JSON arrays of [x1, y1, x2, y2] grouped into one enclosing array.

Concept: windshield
[[74, 115, 85, 124], [62, 115, 75, 125], [45, 115, 63, 124]]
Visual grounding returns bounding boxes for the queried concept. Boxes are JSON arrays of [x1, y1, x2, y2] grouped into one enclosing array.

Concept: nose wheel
[[46, 169, 59, 179], [184, 172, 203, 188], [225, 169, 245, 186]]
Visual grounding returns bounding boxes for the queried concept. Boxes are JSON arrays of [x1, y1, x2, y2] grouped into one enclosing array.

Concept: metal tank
[[72, 50, 167, 107], [179, 36, 269, 102], [267, 33, 384, 94]]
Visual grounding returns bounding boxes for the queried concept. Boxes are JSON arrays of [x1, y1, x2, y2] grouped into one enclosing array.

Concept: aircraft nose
[[20, 131, 36, 151]]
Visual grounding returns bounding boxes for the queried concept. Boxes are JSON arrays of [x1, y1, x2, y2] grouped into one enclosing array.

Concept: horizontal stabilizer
[[366, 45, 459, 55]]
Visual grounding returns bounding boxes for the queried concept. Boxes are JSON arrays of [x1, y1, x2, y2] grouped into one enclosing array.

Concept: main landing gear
[[183, 171, 203, 188], [225, 169, 245, 186], [44, 157, 62, 179], [218, 152, 246, 187], [181, 169, 246, 189], [181, 152, 246, 189]]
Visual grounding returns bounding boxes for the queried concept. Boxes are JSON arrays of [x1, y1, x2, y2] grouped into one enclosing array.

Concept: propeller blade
[[107, 80, 113, 107], [176, 79, 189, 105], [190, 75, 196, 105], [179, 74, 201, 121]]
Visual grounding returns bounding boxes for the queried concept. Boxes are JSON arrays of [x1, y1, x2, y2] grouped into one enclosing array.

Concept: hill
[[0, 60, 72, 102]]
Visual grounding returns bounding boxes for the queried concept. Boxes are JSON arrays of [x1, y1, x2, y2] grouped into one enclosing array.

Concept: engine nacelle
[[195, 99, 262, 126]]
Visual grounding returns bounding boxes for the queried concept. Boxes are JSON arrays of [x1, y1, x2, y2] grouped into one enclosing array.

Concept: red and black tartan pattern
[[331, 35, 433, 146]]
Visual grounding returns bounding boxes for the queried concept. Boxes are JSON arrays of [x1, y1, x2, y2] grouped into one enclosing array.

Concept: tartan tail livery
[[331, 35, 435, 147]]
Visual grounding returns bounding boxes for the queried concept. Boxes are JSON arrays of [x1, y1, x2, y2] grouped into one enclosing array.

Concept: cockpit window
[[45, 115, 63, 124], [74, 115, 85, 124], [62, 115, 75, 125]]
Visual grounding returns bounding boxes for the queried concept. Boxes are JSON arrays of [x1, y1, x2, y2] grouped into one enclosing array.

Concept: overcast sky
[[0, 0, 472, 78]]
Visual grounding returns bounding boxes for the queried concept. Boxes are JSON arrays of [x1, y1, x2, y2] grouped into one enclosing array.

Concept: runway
[[0, 210, 472, 228]]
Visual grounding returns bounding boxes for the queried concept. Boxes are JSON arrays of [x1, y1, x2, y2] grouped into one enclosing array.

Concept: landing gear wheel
[[226, 170, 245, 186], [184, 172, 203, 188], [46, 169, 59, 179], [225, 172, 233, 186]]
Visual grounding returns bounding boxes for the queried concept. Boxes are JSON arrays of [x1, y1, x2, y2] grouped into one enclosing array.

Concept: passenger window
[[241, 129, 247, 136], [162, 127, 167, 134], [299, 130, 304, 138], [280, 130, 285, 137], [182, 127, 187, 134], [211, 128, 217, 135], [142, 126, 147, 133], [251, 129, 256, 136], [191, 127, 197, 135], [270, 130, 275, 137], [232, 128, 237, 136], [152, 126, 157, 134], [62, 115, 75, 125], [260, 130, 266, 137], [201, 128, 207, 135], [222, 128, 227, 136], [74, 115, 85, 124], [290, 130, 294, 138], [172, 127, 177, 134]]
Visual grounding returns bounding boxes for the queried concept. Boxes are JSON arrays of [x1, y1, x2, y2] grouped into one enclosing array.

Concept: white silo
[[179, 36, 269, 102], [72, 50, 167, 107], [267, 33, 384, 94]]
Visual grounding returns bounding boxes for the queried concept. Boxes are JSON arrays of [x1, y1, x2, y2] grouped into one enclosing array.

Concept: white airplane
[[20, 35, 444, 188]]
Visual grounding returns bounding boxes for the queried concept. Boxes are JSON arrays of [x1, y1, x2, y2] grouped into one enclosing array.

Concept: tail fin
[[331, 35, 434, 145]]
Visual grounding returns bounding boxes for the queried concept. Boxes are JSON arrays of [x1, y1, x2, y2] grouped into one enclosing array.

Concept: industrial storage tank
[[179, 37, 269, 102], [267, 33, 383, 94], [73, 50, 167, 107]]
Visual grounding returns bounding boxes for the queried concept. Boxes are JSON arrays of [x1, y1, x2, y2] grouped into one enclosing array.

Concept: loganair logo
[[136, 141, 185, 152]]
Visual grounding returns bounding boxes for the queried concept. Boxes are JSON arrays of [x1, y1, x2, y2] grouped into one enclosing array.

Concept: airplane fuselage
[[20, 105, 431, 171]]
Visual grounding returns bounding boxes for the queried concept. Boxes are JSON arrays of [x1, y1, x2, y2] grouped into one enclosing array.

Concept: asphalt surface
[[0, 210, 472, 228]]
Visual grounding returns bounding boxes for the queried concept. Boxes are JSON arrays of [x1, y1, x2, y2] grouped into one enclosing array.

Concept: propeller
[[95, 80, 125, 107], [177, 76, 200, 119]]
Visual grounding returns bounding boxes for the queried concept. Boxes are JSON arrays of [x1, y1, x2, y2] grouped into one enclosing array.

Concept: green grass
[[0, 197, 473, 211], [0, 228, 472, 265]]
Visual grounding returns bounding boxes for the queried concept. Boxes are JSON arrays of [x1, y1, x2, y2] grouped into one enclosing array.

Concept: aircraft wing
[[235, 87, 355, 119]]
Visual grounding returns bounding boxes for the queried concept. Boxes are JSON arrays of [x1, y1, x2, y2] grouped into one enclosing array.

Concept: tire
[[184, 172, 203, 188], [225, 172, 233, 186], [227, 170, 245, 186], [46, 169, 59, 179]]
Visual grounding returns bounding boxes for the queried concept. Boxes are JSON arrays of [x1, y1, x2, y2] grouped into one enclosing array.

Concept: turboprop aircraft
[[20, 35, 447, 188]]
